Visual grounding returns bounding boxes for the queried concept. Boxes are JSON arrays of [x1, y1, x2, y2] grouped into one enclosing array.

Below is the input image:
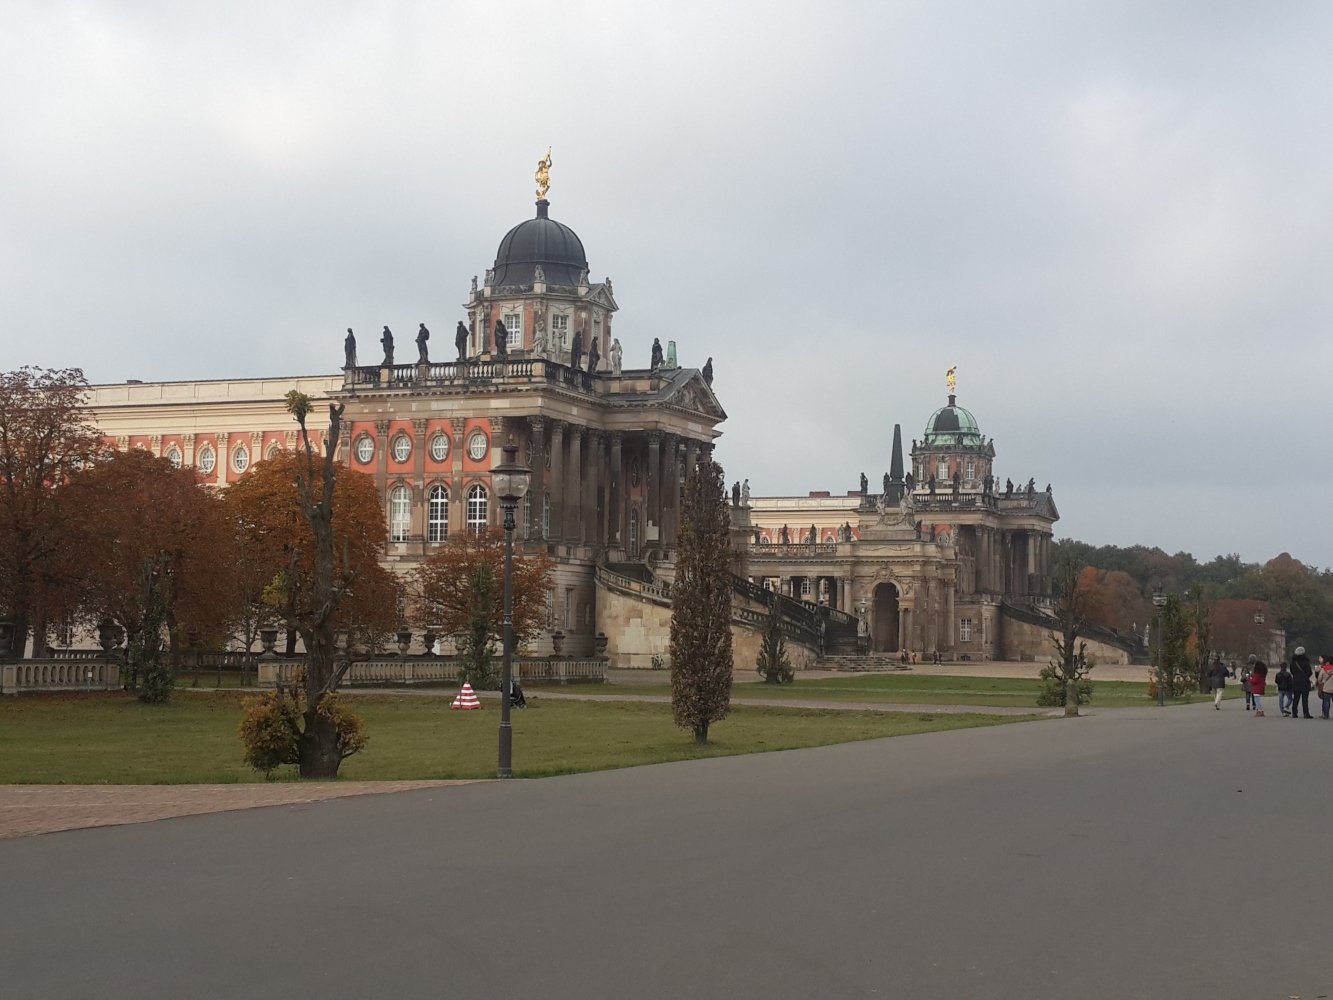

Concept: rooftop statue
[[535, 146, 552, 200], [946, 365, 957, 393], [702, 357, 714, 385], [380, 326, 394, 367], [494, 320, 509, 359], [570, 329, 584, 370], [610, 338, 623, 375], [416, 323, 430, 364], [344, 328, 357, 368], [650, 338, 663, 370], [587, 335, 600, 373], [455, 321, 469, 361]]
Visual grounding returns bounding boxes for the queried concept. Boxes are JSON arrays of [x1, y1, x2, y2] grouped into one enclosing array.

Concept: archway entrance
[[872, 583, 900, 652]]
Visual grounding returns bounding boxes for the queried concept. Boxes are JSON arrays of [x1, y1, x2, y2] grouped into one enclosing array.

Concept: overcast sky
[[2, 1, 1330, 568]]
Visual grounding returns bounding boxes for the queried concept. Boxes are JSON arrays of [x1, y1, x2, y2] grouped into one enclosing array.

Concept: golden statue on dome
[[946, 366, 957, 394], [535, 147, 552, 200]]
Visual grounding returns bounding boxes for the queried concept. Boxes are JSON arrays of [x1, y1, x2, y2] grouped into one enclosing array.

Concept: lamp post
[[1152, 585, 1167, 707], [491, 438, 531, 778], [1253, 608, 1266, 662]]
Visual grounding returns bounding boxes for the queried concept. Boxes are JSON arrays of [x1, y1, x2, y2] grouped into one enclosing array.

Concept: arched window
[[467, 484, 488, 534], [628, 505, 640, 557], [197, 446, 216, 475], [427, 485, 449, 543], [165, 447, 182, 469], [392, 434, 412, 463], [390, 485, 411, 542], [429, 432, 449, 462]]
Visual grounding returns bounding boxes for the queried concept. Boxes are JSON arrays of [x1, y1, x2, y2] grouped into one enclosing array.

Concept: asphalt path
[[2, 703, 1329, 1000]]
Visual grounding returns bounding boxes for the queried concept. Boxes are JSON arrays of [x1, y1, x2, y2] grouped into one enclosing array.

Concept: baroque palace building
[[84, 166, 1091, 666], [743, 389, 1061, 661]]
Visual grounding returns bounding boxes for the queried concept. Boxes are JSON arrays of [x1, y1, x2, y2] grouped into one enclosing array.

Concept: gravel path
[[0, 780, 469, 840]]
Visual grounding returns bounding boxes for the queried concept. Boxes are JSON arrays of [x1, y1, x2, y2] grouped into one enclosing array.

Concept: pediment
[[662, 371, 727, 421]]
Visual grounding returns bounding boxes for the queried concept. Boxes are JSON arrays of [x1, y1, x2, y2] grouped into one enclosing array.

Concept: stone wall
[[597, 576, 820, 673], [998, 613, 1131, 665]]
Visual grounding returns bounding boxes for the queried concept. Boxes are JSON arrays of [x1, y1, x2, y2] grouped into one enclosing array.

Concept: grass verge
[[0, 690, 1037, 784]]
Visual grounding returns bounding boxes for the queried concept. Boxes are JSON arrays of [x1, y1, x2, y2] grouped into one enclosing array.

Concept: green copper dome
[[923, 394, 984, 446]]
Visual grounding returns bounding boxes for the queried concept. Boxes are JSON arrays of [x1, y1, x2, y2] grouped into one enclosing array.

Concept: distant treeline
[[1054, 540, 1331, 659]]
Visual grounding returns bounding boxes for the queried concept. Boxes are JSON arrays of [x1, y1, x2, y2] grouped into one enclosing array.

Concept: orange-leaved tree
[[0, 366, 104, 657], [230, 394, 399, 778], [408, 527, 553, 688], [66, 448, 237, 701]]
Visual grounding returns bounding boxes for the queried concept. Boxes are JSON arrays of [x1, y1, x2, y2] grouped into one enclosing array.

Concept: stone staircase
[[814, 654, 912, 672]]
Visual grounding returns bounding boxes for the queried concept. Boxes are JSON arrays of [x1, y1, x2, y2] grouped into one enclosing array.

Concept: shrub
[[1036, 661, 1094, 707], [238, 690, 368, 777], [756, 611, 794, 684]]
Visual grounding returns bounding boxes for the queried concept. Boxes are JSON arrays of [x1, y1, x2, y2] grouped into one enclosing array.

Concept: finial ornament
[[946, 365, 957, 394], [535, 146, 553, 200]]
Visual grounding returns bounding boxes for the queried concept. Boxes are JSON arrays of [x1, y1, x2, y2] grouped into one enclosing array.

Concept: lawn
[[0, 690, 1037, 784]]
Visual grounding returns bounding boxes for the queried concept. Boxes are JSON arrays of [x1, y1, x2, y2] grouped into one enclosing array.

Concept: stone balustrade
[[257, 657, 606, 688], [1, 659, 122, 695]]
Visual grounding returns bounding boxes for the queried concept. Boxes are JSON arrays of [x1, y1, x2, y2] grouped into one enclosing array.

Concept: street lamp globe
[[491, 439, 531, 505]]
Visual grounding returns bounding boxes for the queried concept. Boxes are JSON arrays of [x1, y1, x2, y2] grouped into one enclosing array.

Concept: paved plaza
[[2, 701, 1328, 999]]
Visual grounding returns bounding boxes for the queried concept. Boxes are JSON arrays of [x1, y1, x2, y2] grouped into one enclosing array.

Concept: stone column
[[410, 418, 428, 541], [450, 418, 466, 537], [565, 426, 583, 542], [548, 420, 565, 542], [945, 583, 955, 651], [609, 431, 624, 550], [658, 434, 677, 549], [215, 432, 230, 486], [587, 429, 606, 545], [646, 430, 662, 547], [527, 417, 547, 540], [181, 433, 195, 467], [373, 419, 390, 494]]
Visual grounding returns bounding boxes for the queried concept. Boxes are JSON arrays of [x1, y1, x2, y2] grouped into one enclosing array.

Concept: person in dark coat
[[1209, 656, 1227, 710], [1290, 646, 1315, 719], [1250, 661, 1268, 717], [1275, 662, 1293, 716]]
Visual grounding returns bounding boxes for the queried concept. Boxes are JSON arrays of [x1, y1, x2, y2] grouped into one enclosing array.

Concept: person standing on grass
[[1275, 661, 1294, 716], [1209, 656, 1228, 710], [1316, 655, 1333, 720], [1250, 661, 1268, 717], [1290, 647, 1315, 720]]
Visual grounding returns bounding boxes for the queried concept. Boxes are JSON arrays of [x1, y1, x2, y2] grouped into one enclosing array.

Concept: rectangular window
[[960, 618, 973, 642], [502, 313, 522, 348], [550, 313, 569, 350], [800, 578, 812, 597], [965, 459, 976, 484], [564, 587, 573, 630], [390, 485, 411, 543], [937, 459, 949, 480]]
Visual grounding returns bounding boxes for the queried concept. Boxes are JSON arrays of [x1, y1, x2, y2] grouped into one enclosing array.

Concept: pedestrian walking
[[1290, 647, 1315, 720], [1209, 655, 1228, 710], [1317, 655, 1333, 720], [1250, 661, 1268, 717], [1242, 656, 1255, 711], [1275, 662, 1294, 716]]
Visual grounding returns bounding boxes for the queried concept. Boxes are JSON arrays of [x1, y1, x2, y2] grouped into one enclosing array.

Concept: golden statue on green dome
[[946, 366, 957, 393], [535, 147, 552, 200]]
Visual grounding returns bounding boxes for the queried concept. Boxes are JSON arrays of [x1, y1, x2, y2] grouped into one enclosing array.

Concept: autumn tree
[[0, 366, 103, 657], [670, 457, 733, 743], [66, 448, 236, 701], [408, 527, 553, 688], [1039, 559, 1093, 715], [235, 393, 398, 778], [223, 448, 400, 654]]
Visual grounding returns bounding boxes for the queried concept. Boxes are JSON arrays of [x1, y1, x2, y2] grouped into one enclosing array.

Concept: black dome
[[491, 200, 588, 288]]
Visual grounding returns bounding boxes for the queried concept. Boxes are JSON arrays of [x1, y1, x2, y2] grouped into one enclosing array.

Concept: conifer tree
[[756, 608, 794, 684], [670, 457, 733, 743]]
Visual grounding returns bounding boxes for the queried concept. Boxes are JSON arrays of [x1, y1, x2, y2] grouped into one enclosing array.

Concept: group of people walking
[[1212, 647, 1332, 718]]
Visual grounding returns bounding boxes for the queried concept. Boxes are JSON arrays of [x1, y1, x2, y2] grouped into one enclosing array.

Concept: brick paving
[[0, 780, 470, 840]]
